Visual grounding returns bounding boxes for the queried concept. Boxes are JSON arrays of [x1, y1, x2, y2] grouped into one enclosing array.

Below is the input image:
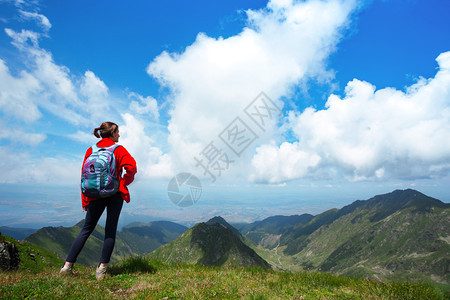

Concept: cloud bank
[[250, 51, 450, 183], [147, 0, 358, 174]]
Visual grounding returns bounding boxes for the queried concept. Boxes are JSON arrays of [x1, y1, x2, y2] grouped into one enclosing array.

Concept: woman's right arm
[[116, 147, 137, 186]]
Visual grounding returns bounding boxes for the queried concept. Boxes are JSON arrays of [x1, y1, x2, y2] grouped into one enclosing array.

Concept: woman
[[60, 122, 137, 280]]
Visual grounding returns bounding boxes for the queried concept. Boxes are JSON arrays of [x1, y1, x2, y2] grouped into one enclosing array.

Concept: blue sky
[[0, 0, 449, 228]]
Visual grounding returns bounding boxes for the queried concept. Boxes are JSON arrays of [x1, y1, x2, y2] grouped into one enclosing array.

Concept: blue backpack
[[81, 144, 120, 198]]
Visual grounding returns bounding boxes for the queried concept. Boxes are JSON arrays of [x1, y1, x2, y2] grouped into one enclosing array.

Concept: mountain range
[[241, 189, 449, 285], [3, 188, 448, 287], [0, 226, 37, 241], [24, 220, 187, 266], [145, 189, 448, 285]]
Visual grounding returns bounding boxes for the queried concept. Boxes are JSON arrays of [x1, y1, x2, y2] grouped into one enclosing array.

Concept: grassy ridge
[[252, 190, 450, 287], [149, 222, 270, 269], [0, 234, 63, 273], [1, 256, 447, 299], [23, 221, 187, 267], [24, 223, 135, 267]]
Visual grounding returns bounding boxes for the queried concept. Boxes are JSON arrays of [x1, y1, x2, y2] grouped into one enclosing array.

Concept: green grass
[[1, 257, 447, 299], [0, 235, 63, 273]]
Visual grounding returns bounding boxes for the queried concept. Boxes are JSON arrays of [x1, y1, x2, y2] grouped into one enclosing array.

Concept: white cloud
[[0, 124, 46, 145], [80, 70, 114, 123], [147, 0, 358, 174], [251, 51, 450, 182], [3, 27, 89, 125], [128, 92, 159, 121], [81, 70, 108, 100], [66, 130, 98, 145], [29, 156, 80, 184], [250, 141, 321, 183], [119, 113, 173, 180], [2, 28, 121, 128], [0, 146, 79, 184], [19, 10, 51, 31], [0, 58, 42, 122], [4, 28, 39, 49], [30, 45, 81, 106]]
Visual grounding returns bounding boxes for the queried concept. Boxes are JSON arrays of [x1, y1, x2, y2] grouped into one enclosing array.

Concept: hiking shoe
[[59, 265, 74, 275], [96, 264, 107, 281]]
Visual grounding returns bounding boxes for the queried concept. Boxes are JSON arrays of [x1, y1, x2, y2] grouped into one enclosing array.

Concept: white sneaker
[[96, 264, 107, 280], [59, 265, 74, 275]]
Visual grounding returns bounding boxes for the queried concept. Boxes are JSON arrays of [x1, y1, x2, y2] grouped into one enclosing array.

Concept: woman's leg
[[99, 193, 124, 264], [65, 199, 106, 263]]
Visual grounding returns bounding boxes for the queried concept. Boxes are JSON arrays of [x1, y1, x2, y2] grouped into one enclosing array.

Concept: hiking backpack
[[81, 144, 120, 198]]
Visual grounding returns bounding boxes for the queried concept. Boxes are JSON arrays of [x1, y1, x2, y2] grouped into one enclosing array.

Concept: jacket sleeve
[[81, 147, 93, 207], [115, 146, 137, 203], [116, 146, 137, 185]]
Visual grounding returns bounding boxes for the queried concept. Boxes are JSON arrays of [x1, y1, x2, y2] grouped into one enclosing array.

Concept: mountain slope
[[249, 189, 450, 285], [24, 221, 133, 266], [240, 214, 314, 249], [24, 220, 187, 266], [316, 196, 449, 281], [149, 221, 271, 269], [120, 221, 188, 254], [0, 233, 63, 272], [0, 226, 37, 241], [207, 216, 243, 238]]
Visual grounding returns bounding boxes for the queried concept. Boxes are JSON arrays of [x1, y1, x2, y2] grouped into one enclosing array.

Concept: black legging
[[66, 193, 123, 264]]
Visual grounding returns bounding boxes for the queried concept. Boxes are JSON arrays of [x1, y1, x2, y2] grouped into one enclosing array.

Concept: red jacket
[[81, 138, 137, 207]]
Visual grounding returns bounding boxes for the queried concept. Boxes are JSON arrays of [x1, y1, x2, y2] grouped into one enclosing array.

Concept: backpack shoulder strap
[[92, 144, 120, 152], [106, 144, 121, 153], [109, 144, 121, 150], [91, 144, 100, 153]]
